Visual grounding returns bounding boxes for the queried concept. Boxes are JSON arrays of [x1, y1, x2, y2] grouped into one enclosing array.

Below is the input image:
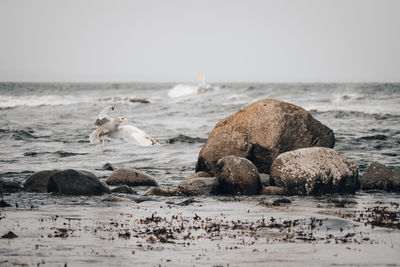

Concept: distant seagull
[[89, 105, 159, 149]]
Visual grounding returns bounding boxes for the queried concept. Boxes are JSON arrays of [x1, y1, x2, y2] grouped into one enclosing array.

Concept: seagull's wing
[[94, 105, 115, 126], [112, 125, 159, 146]]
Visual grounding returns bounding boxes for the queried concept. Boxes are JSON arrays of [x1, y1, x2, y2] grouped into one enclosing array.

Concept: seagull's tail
[[89, 129, 98, 144]]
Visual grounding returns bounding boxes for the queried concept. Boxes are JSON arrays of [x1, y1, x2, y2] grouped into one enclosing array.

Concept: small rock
[[23, 170, 60, 192], [144, 187, 174, 196], [270, 147, 359, 195], [106, 169, 158, 187], [103, 163, 115, 171], [1, 231, 18, 239], [176, 176, 218, 196], [361, 162, 400, 191], [47, 169, 110, 195], [261, 186, 286, 195], [0, 179, 21, 193], [216, 156, 262, 195], [111, 186, 137, 194], [0, 199, 12, 207], [272, 198, 291, 206], [102, 196, 132, 202]]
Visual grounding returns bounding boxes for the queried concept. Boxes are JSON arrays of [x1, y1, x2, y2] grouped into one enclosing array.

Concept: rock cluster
[[196, 99, 335, 175]]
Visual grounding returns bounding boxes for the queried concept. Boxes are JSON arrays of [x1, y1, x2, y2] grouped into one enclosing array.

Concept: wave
[[0, 128, 49, 140], [0, 95, 150, 109], [358, 135, 388, 141], [309, 109, 400, 120], [167, 134, 207, 144], [167, 84, 216, 98], [23, 150, 88, 158]]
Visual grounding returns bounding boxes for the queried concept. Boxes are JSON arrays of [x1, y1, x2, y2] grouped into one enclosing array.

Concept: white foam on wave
[[0, 94, 149, 108], [0, 95, 91, 108], [167, 84, 199, 98]]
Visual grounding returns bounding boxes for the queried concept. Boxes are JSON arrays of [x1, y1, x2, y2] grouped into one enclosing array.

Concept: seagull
[[89, 105, 159, 149]]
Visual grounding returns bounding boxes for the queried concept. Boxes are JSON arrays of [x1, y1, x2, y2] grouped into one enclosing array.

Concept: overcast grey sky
[[0, 0, 399, 83]]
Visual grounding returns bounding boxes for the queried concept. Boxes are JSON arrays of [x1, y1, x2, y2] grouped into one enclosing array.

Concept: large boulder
[[215, 156, 262, 195], [23, 170, 59, 192], [196, 99, 335, 175], [106, 169, 158, 187], [176, 175, 218, 196], [47, 169, 110, 195], [361, 162, 400, 191], [270, 147, 359, 195]]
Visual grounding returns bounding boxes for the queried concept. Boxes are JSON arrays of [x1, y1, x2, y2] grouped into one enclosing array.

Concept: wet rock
[[259, 173, 270, 187], [167, 135, 207, 144], [103, 163, 115, 171], [187, 171, 212, 179], [1, 231, 18, 239], [106, 169, 158, 187], [0, 199, 12, 207], [196, 99, 335, 175], [102, 196, 132, 202], [47, 169, 110, 195], [261, 186, 286, 195], [270, 147, 359, 195], [144, 187, 174, 196], [215, 156, 262, 195], [176, 177, 218, 196], [111, 185, 137, 194], [0, 179, 21, 193], [361, 162, 400, 191], [23, 170, 59, 192]]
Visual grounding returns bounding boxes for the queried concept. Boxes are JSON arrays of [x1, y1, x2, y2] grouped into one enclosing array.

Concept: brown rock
[[261, 186, 286, 195], [106, 169, 158, 187], [176, 177, 218, 196], [270, 147, 359, 195], [196, 99, 335, 175], [361, 162, 400, 191], [144, 187, 174, 196], [216, 156, 262, 195]]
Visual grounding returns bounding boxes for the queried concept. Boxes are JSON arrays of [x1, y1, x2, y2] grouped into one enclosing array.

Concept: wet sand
[[1, 191, 399, 266]]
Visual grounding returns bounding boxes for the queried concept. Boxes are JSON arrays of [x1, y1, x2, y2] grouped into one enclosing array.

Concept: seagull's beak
[[126, 119, 131, 123]]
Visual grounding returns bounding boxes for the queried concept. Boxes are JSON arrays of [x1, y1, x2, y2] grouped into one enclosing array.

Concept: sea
[[0, 82, 399, 266]]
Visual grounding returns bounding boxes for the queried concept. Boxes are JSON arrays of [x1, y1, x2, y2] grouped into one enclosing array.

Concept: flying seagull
[[89, 105, 159, 149]]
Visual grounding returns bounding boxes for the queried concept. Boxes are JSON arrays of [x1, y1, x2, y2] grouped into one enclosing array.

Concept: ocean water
[[1, 83, 400, 266]]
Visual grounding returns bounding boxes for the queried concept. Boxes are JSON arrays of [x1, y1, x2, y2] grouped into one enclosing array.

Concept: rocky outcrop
[[176, 175, 218, 196], [270, 147, 359, 195], [47, 169, 110, 195], [361, 162, 400, 191], [23, 170, 59, 192], [196, 99, 335, 175], [106, 169, 158, 187], [215, 156, 262, 195], [0, 179, 21, 193]]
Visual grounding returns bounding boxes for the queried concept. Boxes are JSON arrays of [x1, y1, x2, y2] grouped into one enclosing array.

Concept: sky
[[0, 0, 399, 83]]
